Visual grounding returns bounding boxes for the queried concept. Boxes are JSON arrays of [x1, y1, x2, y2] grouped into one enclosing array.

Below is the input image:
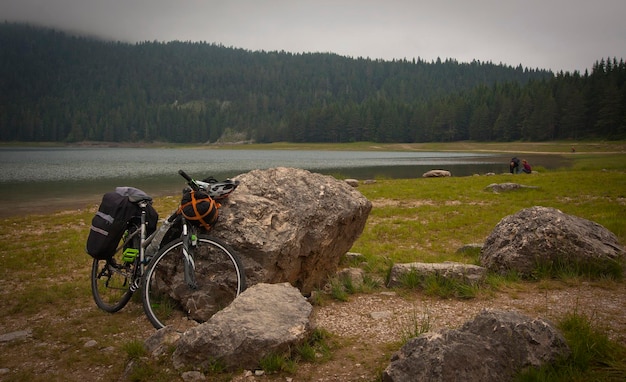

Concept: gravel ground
[[232, 281, 626, 381]]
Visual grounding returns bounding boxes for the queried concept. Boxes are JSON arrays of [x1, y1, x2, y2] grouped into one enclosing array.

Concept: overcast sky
[[2, 0, 625, 73]]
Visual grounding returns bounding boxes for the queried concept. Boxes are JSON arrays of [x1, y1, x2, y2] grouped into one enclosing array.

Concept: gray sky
[[2, 0, 625, 73]]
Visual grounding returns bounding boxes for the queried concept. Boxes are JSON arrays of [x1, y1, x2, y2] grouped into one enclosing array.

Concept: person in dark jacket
[[510, 157, 521, 174]]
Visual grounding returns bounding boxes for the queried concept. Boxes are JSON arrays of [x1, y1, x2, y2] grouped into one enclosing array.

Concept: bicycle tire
[[90, 226, 139, 313], [142, 234, 246, 330], [91, 257, 135, 313]]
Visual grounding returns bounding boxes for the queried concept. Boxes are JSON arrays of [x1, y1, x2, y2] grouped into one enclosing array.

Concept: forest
[[1, 22, 625, 143]]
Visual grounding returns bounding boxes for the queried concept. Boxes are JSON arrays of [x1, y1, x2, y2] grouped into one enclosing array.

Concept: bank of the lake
[[0, 141, 623, 218]]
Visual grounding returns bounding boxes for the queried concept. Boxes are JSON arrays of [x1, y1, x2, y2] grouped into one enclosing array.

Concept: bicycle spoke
[[90, 225, 140, 313], [142, 235, 246, 330]]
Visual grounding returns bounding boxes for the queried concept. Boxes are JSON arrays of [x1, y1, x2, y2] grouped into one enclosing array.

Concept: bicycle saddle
[[115, 186, 153, 203]]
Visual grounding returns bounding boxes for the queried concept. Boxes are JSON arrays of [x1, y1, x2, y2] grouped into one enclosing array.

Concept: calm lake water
[[0, 147, 568, 217]]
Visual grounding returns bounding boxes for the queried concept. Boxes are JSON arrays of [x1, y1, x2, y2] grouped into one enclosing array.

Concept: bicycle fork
[[182, 222, 198, 289], [129, 202, 149, 293]]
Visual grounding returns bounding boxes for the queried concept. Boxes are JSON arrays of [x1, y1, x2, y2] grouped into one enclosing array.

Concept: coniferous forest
[[1, 22, 625, 143]]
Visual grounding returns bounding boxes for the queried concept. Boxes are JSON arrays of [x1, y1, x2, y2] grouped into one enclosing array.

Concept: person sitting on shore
[[522, 159, 532, 174]]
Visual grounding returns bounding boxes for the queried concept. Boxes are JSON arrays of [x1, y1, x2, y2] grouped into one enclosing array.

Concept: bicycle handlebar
[[178, 169, 200, 191], [178, 169, 239, 198]]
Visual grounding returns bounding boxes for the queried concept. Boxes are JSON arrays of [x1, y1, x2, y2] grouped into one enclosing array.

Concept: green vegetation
[[122, 340, 148, 360], [258, 328, 333, 375], [516, 311, 626, 381], [0, 143, 624, 381], [350, 154, 626, 279], [2, 23, 625, 144], [399, 306, 432, 343]]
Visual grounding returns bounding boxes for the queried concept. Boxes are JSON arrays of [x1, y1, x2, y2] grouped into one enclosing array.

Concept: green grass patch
[[352, 168, 626, 280], [123, 340, 148, 360], [399, 306, 432, 343], [516, 311, 626, 381], [396, 271, 480, 299], [259, 352, 297, 374], [532, 258, 624, 281]]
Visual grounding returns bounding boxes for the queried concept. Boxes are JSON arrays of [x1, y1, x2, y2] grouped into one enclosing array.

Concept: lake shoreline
[[2, 140, 625, 153], [3, 140, 622, 219]]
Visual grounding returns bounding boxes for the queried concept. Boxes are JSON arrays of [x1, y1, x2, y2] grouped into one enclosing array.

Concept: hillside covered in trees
[[1, 23, 624, 143]]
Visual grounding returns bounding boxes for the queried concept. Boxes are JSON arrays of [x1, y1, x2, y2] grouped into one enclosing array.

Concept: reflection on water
[[0, 147, 570, 217]]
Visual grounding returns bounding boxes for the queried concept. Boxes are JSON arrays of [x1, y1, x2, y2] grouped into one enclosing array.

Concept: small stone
[[84, 340, 98, 348], [370, 311, 392, 320], [0, 329, 32, 343], [181, 370, 206, 382]]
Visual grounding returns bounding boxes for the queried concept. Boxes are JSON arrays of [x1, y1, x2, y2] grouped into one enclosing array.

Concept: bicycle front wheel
[[142, 235, 246, 330], [91, 257, 135, 313]]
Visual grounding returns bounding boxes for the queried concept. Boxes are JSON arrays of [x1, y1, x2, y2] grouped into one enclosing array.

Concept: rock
[[387, 262, 486, 288], [344, 178, 359, 187], [83, 339, 97, 348], [0, 329, 32, 343], [383, 309, 570, 382], [144, 326, 183, 357], [480, 206, 625, 277], [212, 167, 372, 294], [335, 267, 365, 289], [344, 251, 366, 262], [422, 169, 451, 178], [484, 182, 539, 193], [171, 283, 312, 371], [181, 370, 207, 382], [370, 311, 393, 320]]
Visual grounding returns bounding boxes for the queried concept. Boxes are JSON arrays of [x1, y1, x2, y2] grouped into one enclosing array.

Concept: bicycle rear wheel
[[91, 257, 136, 312], [142, 234, 246, 330], [91, 226, 139, 313]]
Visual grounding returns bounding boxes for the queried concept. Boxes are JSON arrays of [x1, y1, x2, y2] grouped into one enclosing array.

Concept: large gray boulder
[[383, 309, 570, 382], [170, 283, 312, 371], [480, 206, 625, 277], [213, 167, 372, 294]]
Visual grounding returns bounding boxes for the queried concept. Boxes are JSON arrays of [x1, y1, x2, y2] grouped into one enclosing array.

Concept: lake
[[0, 147, 568, 217]]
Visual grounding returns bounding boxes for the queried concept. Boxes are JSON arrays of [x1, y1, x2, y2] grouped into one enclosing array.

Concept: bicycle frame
[[91, 169, 240, 316], [137, 205, 199, 289], [181, 223, 198, 289]]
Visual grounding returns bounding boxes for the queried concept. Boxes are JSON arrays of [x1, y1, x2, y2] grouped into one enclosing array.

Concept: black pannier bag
[[86, 187, 158, 260]]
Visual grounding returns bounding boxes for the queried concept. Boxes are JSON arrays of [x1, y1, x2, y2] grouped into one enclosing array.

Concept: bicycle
[[90, 170, 247, 330]]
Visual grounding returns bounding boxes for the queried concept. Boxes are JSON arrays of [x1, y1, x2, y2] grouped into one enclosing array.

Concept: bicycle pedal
[[122, 248, 139, 263]]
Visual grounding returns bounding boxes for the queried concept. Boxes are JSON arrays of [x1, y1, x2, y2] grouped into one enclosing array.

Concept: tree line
[[1, 22, 624, 143]]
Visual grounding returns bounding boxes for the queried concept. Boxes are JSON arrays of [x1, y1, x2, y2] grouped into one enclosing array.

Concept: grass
[[258, 328, 334, 375], [0, 141, 624, 381], [399, 305, 432, 343], [515, 311, 626, 381], [351, 165, 626, 278]]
